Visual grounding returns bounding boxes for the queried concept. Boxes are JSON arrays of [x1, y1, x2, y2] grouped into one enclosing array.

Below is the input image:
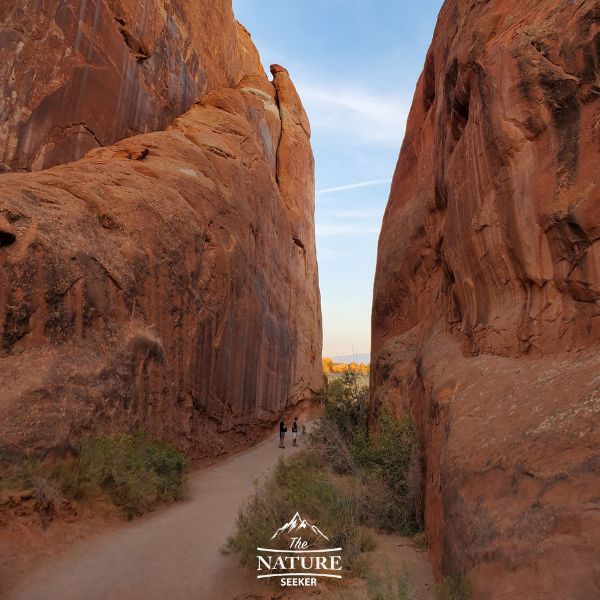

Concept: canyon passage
[[1, 1, 600, 600]]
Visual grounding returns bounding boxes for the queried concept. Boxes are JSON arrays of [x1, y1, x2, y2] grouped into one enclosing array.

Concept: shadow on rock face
[[0, 216, 15, 246]]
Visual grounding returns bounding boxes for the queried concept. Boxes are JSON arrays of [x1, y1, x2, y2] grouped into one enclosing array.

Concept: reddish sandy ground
[[2, 406, 432, 600]]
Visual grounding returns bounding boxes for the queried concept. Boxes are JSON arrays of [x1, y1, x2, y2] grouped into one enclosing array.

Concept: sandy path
[[8, 426, 435, 600], [8, 431, 298, 600]]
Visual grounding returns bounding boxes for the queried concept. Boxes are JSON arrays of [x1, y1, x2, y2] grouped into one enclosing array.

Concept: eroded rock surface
[[371, 1, 600, 597], [0, 10, 322, 460], [0, 0, 263, 171]]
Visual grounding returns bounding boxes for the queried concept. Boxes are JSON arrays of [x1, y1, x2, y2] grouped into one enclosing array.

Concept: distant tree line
[[322, 357, 369, 375]]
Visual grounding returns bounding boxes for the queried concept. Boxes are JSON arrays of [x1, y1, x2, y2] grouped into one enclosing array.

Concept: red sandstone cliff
[[0, 3, 322, 460], [371, 1, 600, 597], [0, 0, 263, 171]]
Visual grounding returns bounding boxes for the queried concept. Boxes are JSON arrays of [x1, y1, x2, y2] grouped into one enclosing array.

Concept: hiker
[[292, 417, 298, 446], [279, 418, 287, 448]]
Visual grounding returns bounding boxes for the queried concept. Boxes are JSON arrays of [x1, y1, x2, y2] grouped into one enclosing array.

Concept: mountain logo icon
[[270, 512, 329, 541]]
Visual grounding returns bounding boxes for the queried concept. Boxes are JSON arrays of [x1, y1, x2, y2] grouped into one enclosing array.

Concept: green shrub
[[72, 432, 187, 518], [322, 370, 369, 443], [2, 433, 186, 521], [312, 374, 423, 535]]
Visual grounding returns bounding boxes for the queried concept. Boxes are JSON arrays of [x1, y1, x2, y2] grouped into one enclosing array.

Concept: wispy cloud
[[316, 179, 390, 195], [316, 223, 380, 237], [297, 80, 409, 146]]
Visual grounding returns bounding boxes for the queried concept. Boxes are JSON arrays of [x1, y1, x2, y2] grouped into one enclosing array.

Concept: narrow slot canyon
[[1, 2, 599, 599]]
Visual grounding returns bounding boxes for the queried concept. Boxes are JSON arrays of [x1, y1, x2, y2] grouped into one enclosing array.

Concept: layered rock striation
[[371, 1, 600, 597], [0, 3, 322, 460]]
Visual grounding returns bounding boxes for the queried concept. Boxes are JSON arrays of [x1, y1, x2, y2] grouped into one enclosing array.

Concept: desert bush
[[312, 373, 423, 535], [73, 432, 186, 518], [2, 433, 187, 520], [0, 458, 64, 527], [30, 475, 62, 528], [309, 416, 356, 474], [369, 569, 412, 600], [226, 450, 372, 575], [13, 456, 44, 485], [322, 370, 369, 442], [434, 575, 472, 600], [411, 530, 428, 549]]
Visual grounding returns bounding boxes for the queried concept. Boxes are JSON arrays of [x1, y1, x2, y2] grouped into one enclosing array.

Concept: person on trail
[[279, 419, 287, 448], [292, 417, 298, 446]]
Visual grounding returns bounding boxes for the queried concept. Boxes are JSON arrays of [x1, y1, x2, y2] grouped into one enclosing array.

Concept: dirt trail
[[8, 432, 293, 600], [7, 429, 433, 600]]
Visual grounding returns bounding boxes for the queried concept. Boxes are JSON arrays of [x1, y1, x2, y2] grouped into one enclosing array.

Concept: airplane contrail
[[315, 179, 391, 195]]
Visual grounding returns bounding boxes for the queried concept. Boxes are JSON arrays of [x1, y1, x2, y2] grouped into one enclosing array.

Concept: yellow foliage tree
[[322, 357, 369, 375], [322, 357, 334, 373]]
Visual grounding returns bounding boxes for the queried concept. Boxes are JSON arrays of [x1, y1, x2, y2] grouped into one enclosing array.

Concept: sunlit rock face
[[371, 1, 600, 597], [0, 3, 322, 459], [0, 0, 263, 171]]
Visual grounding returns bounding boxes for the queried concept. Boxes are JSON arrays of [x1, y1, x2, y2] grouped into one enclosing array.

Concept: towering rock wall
[[0, 0, 262, 171], [371, 1, 600, 597], [0, 3, 322, 460]]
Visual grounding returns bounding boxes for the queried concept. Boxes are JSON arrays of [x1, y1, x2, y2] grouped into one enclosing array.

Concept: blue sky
[[233, 0, 443, 357]]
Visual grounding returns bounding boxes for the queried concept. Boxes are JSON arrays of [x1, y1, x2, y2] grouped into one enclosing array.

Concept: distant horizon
[[233, 0, 443, 356], [327, 352, 371, 365]]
